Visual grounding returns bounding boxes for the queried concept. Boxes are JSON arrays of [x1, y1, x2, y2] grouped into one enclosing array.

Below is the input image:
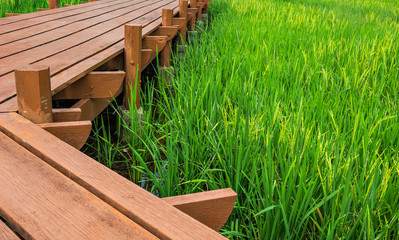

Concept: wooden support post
[[124, 24, 142, 109], [160, 9, 173, 67], [188, 8, 198, 31], [48, 0, 59, 9], [15, 66, 53, 124], [191, 0, 197, 8], [178, 0, 188, 44]]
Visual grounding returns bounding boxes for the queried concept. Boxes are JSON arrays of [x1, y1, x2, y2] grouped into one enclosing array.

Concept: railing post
[[124, 24, 142, 109], [178, 0, 188, 44], [15, 66, 53, 123], [160, 9, 174, 67], [48, 0, 59, 9]]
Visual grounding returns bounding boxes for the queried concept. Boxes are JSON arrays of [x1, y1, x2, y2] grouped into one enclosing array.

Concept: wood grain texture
[[124, 24, 142, 108], [0, 112, 227, 240], [38, 121, 92, 149], [52, 108, 82, 122], [163, 188, 237, 231], [72, 98, 113, 121], [0, 221, 19, 240], [53, 71, 125, 99], [14, 66, 53, 124], [0, 130, 158, 240], [0, 1, 179, 105]]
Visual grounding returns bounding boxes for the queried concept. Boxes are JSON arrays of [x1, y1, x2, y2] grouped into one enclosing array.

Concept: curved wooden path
[[0, 0, 237, 239]]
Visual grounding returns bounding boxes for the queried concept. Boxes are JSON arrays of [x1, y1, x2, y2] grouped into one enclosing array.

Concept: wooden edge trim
[[37, 121, 92, 150], [162, 188, 237, 231]]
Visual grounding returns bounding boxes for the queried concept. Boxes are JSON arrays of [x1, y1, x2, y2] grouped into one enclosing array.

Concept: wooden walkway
[[0, 0, 236, 239]]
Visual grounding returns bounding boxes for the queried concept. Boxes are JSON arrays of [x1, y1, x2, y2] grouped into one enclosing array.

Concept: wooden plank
[[0, 112, 226, 240], [0, 0, 148, 52], [4, 13, 21, 17], [53, 71, 125, 99], [0, 130, 158, 240], [162, 188, 237, 231], [0, 2, 179, 104], [0, 0, 122, 29], [38, 121, 92, 149], [14, 66, 53, 124], [0, 0, 165, 66], [53, 108, 82, 122], [72, 98, 113, 121], [0, 221, 19, 240]]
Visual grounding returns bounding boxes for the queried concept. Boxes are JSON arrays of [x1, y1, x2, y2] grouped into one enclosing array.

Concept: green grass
[[0, 0, 86, 17], [38, 0, 396, 238], [98, 0, 398, 238]]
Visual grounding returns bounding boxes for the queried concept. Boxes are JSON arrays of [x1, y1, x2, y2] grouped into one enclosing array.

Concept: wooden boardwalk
[[0, 0, 236, 239]]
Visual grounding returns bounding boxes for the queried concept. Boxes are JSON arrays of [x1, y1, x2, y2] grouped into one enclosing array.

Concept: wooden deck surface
[[0, 0, 234, 239], [0, 0, 179, 111]]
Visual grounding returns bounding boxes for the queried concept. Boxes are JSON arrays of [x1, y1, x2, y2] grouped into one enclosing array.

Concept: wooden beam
[[163, 188, 237, 231], [15, 66, 53, 124], [37, 8, 48, 11], [53, 71, 125, 99], [124, 24, 142, 109], [178, 0, 188, 43], [141, 49, 156, 71], [188, 8, 198, 30], [5, 13, 21, 17], [72, 98, 112, 121], [153, 26, 179, 40], [96, 54, 124, 71], [0, 221, 19, 240], [53, 108, 82, 122], [161, 9, 174, 67], [142, 36, 169, 53], [38, 121, 92, 150], [48, 0, 59, 9]]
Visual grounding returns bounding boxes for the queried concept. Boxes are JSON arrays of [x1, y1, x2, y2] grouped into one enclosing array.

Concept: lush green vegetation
[[0, 0, 85, 17], [96, 0, 397, 238]]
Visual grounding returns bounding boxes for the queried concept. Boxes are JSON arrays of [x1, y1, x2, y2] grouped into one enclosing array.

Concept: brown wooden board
[[0, 0, 167, 71], [0, 221, 19, 240], [0, 0, 121, 29], [0, 112, 226, 240], [163, 188, 237, 231], [0, 0, 153, 50], [0, 130, 158, 240], [0, 4, 179, 107]]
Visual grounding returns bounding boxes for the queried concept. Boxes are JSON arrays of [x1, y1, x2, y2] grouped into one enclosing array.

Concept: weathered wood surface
[[0, 0, 180, 111], [163, 188, 237, 231], [0, 221, 19, 240], [0, 130, 158, 240], [0, 112, 226, 240]]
